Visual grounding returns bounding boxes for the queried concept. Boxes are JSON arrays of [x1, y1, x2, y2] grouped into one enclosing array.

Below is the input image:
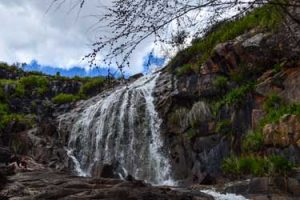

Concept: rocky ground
[[0, 170, 213, 200]]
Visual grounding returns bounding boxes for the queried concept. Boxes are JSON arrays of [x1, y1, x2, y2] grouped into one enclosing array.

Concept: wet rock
[[100, 164, 115, 178], [0, 146, 11, 165], [0, 171, 7, 190], [128, 73, 143, 81]]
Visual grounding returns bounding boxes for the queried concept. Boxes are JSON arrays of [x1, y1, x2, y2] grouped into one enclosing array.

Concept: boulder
[[91, 162, 120, 179]]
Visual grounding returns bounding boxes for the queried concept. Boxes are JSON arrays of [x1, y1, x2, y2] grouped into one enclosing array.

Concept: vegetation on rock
[[0, 63, 111, 138], [172, 3, 283, 75], [222, 155, 294, 178], [52, 93, 81, 105], [79, 77, 106, 97]]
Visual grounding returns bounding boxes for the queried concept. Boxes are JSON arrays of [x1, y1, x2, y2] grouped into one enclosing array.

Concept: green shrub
[[79, 77, 105, 96], [0, 62, 22, 74], [19, 75, 48, 87], [211, 101, 223, 117], [263, 93, 282, 112], [212, 82, 255, 115], [260, 103, 300, 126], [215, 119, 232, 135], [0, 103, 9, 116], [15, 83, 25, 97], [242, 130, 264, 152], [213, 76, 228, 92], [52, 93, 80, 104], [186, 128, 197, 140], [0, 114, 35, 130], [221, 156, 241, 176], [27, 71, 45, 76], [0, 79, 25, 97], [268, 155, 294, 176], [224, 83, 255, 106], [222, 155, 293, 178], [175, 64, 195, 76], [19, 75, 49, 95]]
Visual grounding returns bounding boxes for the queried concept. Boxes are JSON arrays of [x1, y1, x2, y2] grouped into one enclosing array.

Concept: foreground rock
[[0, 170, 213, 200], [224, 176, 300, 200]]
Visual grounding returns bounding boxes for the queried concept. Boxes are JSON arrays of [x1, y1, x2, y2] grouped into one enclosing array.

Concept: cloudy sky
[[0, 0, 242, 77], [0, 0, 160, 76]]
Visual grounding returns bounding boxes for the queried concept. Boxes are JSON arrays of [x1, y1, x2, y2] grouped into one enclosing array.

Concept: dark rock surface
[[0, 170, 213, 200]]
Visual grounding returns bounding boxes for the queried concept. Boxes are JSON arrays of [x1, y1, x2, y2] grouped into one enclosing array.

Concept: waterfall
[[64, 72, 174, 185]]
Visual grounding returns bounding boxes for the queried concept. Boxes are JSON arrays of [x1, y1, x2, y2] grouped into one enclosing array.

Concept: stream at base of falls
[[200, 190, 248, 200]]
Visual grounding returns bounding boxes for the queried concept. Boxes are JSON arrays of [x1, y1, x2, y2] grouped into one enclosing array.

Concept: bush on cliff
[[0, 114, 35, 131], [242, 130, 264, 153], [222, 155, 293, 178], [213, 76, 228, 93], [212, 82, 255, 115], [0, 75, 49, 98], [79, 77, 106, 97], [263, 93, 282, 112], [52, 93, 80, 104], [260, 103, 300, 126], [215, 120, 232, 135], [19, 75, 49, 96]]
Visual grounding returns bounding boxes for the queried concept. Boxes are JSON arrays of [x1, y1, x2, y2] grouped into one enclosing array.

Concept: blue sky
[[23, 53, 165, 78]]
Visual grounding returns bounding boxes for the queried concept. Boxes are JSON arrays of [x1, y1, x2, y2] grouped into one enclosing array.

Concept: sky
[[0, 0, 243, 77], [0, 0, 164, 77]]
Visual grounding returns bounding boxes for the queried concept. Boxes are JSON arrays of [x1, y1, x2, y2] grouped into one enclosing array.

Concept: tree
[[52, 0, 300, 72]]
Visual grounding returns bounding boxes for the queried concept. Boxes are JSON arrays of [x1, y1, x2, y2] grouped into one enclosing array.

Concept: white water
[[66, 72, 174, 185], [201, 189, 248, 200]]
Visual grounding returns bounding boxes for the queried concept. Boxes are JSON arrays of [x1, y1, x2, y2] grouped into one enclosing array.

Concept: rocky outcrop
[[263, 114, 300, 148], [256, 67, 300, 103], [152, 15, 300, 186], [0, 170, 213, 200], [224, 176, 300, 199]]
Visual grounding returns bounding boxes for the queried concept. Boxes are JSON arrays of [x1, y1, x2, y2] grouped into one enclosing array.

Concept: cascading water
[[65, 72, 174, 185]]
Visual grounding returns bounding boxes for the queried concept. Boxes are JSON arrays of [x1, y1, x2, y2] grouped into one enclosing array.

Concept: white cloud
[[0, 0, 154, 73], [0, 0, 244, 75]]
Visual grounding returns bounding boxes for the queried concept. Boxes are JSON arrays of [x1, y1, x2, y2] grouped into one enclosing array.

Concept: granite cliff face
[[152, 18, 300, 185]]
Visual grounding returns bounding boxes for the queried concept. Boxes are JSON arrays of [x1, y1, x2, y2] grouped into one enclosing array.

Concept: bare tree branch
[[51, 0, 300, 73]]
